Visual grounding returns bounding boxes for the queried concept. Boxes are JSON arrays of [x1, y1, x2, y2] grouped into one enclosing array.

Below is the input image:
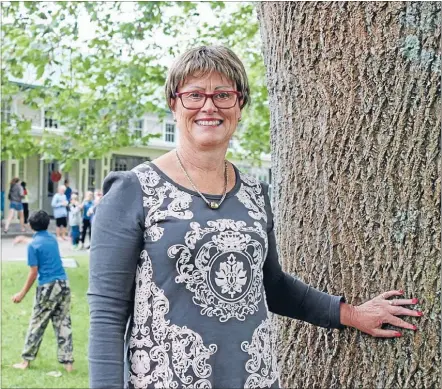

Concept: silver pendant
[[209, 202, 219, 209]]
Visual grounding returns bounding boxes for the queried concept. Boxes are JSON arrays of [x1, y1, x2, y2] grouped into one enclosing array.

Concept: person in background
[[21, 181, 30, 228], [4, 177, 25, 233], [94, 189, 103, 206], [51, 186, 68, 241], [64, 179, 72, 223], [12, 210, 74, 372], [87, 189, 103, 225], [79, 191, 94, 249], [64, 179, 72, 204], [68, 194, 81, 250], [1, 189, 4, 219]]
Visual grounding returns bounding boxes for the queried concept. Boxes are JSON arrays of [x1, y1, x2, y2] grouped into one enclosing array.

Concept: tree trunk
[[257, 2, 441, 388]]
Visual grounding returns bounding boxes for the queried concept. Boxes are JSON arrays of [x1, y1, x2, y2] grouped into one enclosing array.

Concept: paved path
[[1, 236, 90, 262], [1, 218, 58, 239], [1, 218, 91, 262]]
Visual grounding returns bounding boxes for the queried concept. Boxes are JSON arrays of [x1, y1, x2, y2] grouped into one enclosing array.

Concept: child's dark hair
[[28, 210, 50, 231]]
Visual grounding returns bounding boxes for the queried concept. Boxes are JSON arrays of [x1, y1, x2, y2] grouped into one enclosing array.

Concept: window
[[114, 157, 127, 172], [117, 120, 128, 130], [145, 118, 157, 134], [44, 111, 58, 129], [113, 155, 150, 172], [19, 161, 24, 180], [164, 123, 176, 143], [1, 101, 12, 124], [88, 159, 96, 191], [47, 161, 56, 196], [134, 119, 143, 138], [110, 119, 128, 133]]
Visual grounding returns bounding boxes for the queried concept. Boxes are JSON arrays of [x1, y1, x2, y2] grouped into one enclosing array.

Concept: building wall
[[16, 97, 42, 128]]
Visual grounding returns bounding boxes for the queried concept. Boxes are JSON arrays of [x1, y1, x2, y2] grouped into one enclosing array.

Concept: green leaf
[[95, 74, 107, 86], [36, 64, 45, 79]]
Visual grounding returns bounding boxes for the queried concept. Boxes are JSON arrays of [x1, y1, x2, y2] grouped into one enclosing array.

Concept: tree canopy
[[1, 1, 270, 170]]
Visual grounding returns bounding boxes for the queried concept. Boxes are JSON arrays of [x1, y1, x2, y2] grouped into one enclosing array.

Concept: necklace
[[175, 150, 228, 209]]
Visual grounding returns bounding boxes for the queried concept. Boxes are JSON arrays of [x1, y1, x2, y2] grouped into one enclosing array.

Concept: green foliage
[[1, 2, 269, 167]]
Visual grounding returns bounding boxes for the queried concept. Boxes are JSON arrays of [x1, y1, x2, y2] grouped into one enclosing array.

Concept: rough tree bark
[[257, 2, 441, 388]]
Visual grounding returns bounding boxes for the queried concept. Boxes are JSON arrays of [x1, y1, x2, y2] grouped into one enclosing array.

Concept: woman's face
[[171, 71, 242, 148]]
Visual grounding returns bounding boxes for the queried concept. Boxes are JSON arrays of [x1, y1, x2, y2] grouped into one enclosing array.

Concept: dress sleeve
[[87, 171, 144, 388], [261, 183, 344, 329]]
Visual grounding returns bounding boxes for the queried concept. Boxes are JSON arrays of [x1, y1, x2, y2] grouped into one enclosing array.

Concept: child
[[79, 191, 94, 250], [11, 210, 74, 372], [87, 189, 103, 225], [68, 194, 81, 250], [21, 181, 30, 227]]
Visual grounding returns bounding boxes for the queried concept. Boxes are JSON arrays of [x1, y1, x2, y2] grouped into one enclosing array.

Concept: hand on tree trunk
[[340, 290, 423, 337]]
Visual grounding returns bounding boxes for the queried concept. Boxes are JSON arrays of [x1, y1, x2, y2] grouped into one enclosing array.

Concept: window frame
[[1, 101, 12, 124], [44, 110, 59, 129], [164, 122, 176, 143], [133, 118, 144, 139]]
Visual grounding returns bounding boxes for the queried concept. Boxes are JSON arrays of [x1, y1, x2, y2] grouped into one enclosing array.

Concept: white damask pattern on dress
[[168, 219, 267, 322], [128, 250, 217, 389], [215, 254, 248, 298], [135, 165, 193, 242], [241, 318, 280, 388], [236, 173, 267, 222]]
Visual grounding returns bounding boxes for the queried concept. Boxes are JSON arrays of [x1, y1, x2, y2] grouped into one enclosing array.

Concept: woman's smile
[[194, 118, 224, 128]]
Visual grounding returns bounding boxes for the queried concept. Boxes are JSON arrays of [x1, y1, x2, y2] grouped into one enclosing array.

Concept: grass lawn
[[1, 256, 90, 388]]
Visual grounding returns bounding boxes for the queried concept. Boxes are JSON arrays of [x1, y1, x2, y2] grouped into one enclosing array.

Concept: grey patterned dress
[[88, 162, 344, 389]]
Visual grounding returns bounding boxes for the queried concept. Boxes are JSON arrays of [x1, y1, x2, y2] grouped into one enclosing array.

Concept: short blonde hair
[[165, 45, 250, 110]]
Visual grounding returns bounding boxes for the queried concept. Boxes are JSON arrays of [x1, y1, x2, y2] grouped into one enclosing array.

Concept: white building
[[1, 85, 271, 217]]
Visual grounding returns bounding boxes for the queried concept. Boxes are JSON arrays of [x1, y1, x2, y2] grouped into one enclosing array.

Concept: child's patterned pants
[[22, 279, 74, 364]]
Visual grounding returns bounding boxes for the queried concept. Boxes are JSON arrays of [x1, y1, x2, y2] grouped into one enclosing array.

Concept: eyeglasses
[[174, 90, 242, 110]]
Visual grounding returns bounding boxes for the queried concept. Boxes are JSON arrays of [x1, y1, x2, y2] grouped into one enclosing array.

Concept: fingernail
[[395, 332, 402, 337], [417, 311, 424, 316], [399, 290, 404, 294], [412, 298, 419, 304], [412, 325, 418, 331]]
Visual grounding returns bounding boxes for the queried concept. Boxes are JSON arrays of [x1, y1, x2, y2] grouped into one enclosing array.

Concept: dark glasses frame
[[174, 91, 242, 110]]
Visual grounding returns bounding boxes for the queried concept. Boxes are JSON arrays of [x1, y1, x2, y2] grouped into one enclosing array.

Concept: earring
[[173, 118, 177, 122]]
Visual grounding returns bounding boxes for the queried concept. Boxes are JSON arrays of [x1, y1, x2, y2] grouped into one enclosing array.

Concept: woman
[[21, 181, 29, 227], [88, 46, 421, 389], [4, 177, 25, 233]]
